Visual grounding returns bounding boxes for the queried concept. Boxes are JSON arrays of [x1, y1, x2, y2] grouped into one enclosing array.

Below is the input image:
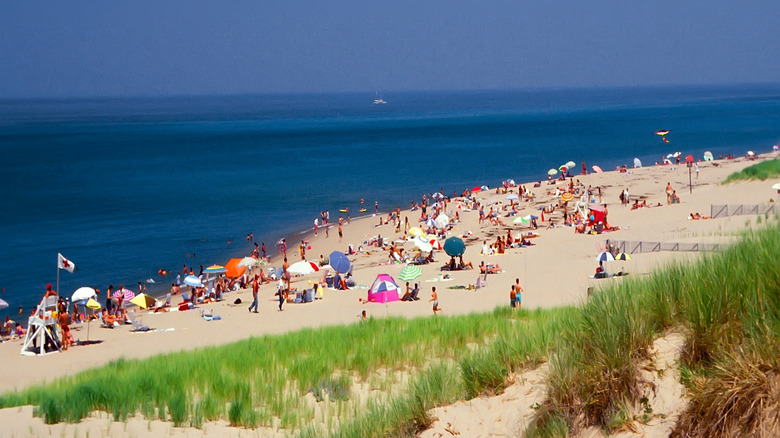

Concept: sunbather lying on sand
[[479, 261, 501, 274]]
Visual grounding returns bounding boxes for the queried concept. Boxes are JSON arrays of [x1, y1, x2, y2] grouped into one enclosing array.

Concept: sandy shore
[[1, 154, 777, 421]]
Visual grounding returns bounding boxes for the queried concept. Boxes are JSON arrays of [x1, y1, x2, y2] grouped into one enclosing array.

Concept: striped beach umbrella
[[113, 288, 135, 301], [595, 252, 615, 262], [398, 265, 422, 282], [615, 253, 631, 261], [561, 192, 574, 202]]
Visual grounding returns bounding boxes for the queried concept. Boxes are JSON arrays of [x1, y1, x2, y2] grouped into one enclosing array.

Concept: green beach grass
[[722, 158, 780, 183], [0, 304, 573, 434], [533, 217, 779, 436], [1, 206, 777, 436]]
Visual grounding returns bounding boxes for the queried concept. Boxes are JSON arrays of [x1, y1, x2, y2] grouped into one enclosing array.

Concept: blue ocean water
[[1, 84, 779, 319]]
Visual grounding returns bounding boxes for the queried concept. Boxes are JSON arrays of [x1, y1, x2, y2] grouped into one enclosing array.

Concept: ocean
[[1, 84, 779, 319]]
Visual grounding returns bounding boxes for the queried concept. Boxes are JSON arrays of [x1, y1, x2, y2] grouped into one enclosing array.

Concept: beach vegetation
[[723, 158, 780, 183], [3, 223, 777, 436], [533, 222, 779, 436]]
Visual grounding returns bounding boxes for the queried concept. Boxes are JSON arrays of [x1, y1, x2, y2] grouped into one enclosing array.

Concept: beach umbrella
[[408, 227, 426, 237], [480, 185, 489, 191], [0, 298, 7, 310], [443, 236, 466, 257], [589, 204, 606, 212], [565, 161, 576, 169], [615, 253, 631, 261], [506, 193, 519, 201], [113, 288, 135, 301], [329, 251, 351, 274], [225, 258, 247, 278], [203, 265, 227, 275], [431, 192, 444, 199], [559, 165, 568, 172], [434, 213, 450, 229], [703, 151, 714, 161], [429, 237, 442, 250], [83, 298, 101, 342], [130, 293, 156, 310], [506, 179, 515, 186], [288, 260, 319, 276], [592, 165, 603, 173], [398, 265, 422, 282], [633, 158, 642, 168], [183, 275, 203, 287], [774, 145, 779, 151], [595, 252, 615, 262], [747, 150, 755, 156], [424, 216, 435, 227], [237, 257, 259, 268], [72, 286, 97, 302], [561, 192, 574, 202], [471, 186, 481, 192], [771, 183, 780, 190], [412, 235, 433, 252], [548, 168, 558, 176], [512, 216, 529, 224]]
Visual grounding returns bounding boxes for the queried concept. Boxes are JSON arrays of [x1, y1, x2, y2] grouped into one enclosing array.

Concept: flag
[[58, 253, 76, 273]]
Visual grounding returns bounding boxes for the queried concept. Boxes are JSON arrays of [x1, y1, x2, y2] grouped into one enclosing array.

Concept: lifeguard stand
[[20, 296, 62, 356], [574, 193, 589, 217]]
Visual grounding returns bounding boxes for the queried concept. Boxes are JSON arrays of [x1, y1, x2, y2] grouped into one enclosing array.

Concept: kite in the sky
[[656, 130, 670, 143]]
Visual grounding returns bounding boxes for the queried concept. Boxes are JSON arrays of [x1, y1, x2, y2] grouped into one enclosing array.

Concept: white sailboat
[[373, 92, 387, 104]]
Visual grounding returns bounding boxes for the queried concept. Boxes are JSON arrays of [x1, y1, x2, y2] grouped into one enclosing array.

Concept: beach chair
[[127, 312, 149, 332]]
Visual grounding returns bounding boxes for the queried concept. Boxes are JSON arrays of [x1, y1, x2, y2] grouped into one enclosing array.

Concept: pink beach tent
[[367, 274, 401, 303]]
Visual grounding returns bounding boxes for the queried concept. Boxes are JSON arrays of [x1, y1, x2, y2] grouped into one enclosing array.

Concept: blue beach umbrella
[[595, 252, 615, 262], [443, 236, 466, 257], [329, 251, 351, 274]]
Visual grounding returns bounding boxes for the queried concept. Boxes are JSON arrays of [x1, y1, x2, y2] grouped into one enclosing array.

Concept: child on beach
[[430, 287, 442, 314]]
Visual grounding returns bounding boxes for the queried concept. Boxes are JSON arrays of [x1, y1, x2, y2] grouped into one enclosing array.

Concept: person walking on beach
[[430, 286, 442, 315], [338, 222, 343, 242], [300, 240, 306, 260], [514, 278, 524, 311], [695, 162, 699, 179], [314, 218, 318, 236], [282, 257, 291, 291], [248, 275, 259, 313], [277, 279, 285, 311]]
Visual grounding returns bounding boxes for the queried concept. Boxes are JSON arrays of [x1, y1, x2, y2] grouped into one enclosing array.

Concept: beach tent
[[367, 274, 401, 303], [633, 158, 642, 168], [225, 258, 246, 279]]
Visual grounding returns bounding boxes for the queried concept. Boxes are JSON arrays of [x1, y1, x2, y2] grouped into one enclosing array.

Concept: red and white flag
[[58, 253, 76, 273]]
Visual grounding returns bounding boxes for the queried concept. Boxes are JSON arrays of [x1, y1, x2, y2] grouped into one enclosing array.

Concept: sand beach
[[0, 153, 778, 436]]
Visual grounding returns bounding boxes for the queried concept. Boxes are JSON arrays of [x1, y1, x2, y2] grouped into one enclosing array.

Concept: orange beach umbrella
[[225, 258, 246, 278]]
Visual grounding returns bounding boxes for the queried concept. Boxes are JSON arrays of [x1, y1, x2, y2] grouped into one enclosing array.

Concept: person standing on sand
[[510, 285, 517, 310], [666, 182, 674, 204], [282, 257, 290, 291], [338, 222, 343, 242], [375, 201, 378, 215], [695, 162, 699, 179], [261, 242, 266, 258], [277, 279, 285, 311], [514, 278, 524, 311], [314, 218, 318, 236], [106, 285, 114, 314], [248, 275, 259, 313], [300, 240, 306, 260], [430, 286, 442, 314]]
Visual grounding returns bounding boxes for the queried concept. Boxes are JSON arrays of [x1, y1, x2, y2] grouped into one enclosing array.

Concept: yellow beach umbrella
[[130, 293, 156, 309], [85, 298, 102, 343], [408, 227, 426, 237]]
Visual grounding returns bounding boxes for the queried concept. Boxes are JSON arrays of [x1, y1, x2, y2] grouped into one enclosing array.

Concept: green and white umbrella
[[398, 265, 422, 281]]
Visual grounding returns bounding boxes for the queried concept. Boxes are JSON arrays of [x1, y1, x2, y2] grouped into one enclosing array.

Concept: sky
[[1, 1, 779, 98]]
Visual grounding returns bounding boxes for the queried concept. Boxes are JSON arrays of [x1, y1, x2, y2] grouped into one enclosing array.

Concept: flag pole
[[56, 253, 60, 296]]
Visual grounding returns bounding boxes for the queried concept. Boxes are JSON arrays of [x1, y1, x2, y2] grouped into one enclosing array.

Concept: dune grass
[[0, 304, 569, 434], [533, 217, 780, 436], [3, 218, 776, 437], [723, 158, 780, 183]]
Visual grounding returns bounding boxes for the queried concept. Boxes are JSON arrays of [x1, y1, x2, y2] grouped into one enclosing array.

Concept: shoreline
[[1, 153, 778, 394]]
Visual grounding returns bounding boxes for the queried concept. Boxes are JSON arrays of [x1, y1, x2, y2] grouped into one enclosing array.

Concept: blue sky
[[1, 1, 778, 98]]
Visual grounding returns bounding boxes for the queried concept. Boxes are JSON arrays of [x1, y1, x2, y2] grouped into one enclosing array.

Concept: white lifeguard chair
[[574, 192, 589, 217], [20, 296, 62, 356]]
